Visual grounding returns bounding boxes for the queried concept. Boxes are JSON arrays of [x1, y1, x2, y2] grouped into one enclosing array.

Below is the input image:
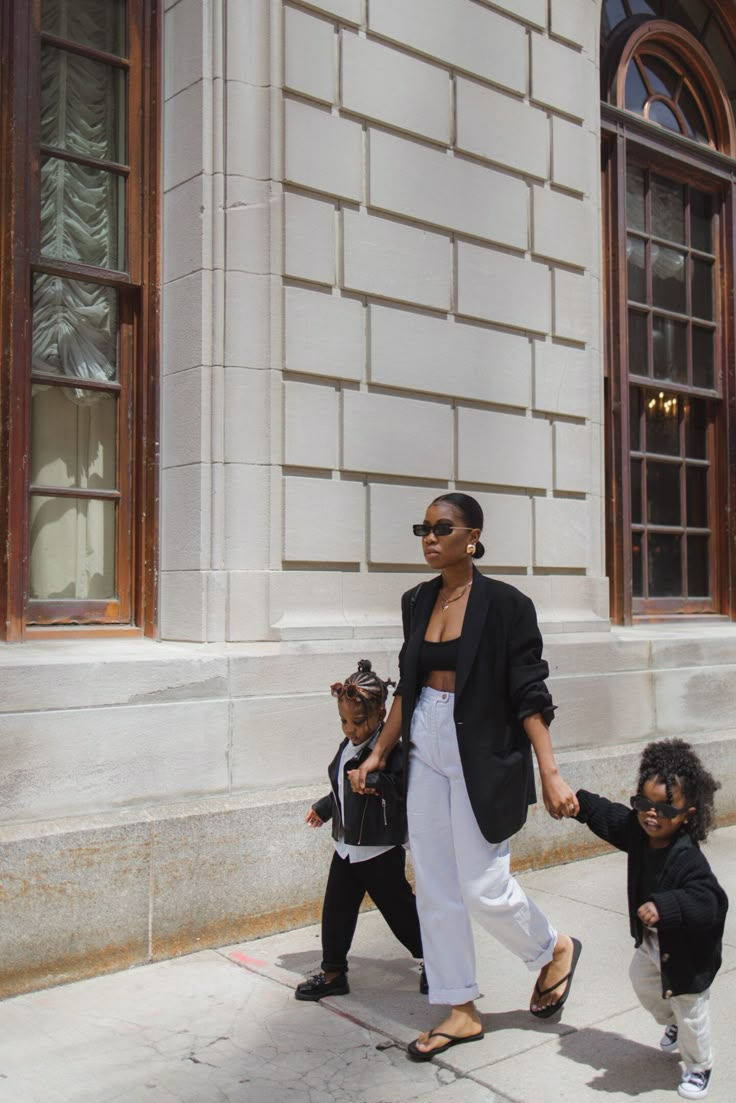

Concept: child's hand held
[[347, 768, 378, 796], [637, 901, 660, 927]]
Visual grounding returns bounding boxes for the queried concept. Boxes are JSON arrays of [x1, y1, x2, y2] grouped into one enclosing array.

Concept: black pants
[[321, 846, 423, 973]]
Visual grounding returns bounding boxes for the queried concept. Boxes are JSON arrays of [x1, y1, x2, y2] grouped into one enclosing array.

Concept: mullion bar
[[679, 406, 689, 593], [29, 486, 120, 501], [645, 169, 654, 381], [30, 372, 121, 395], [31, 259, 131, 287], [40, 145, 130, 178], [40, 34, 130, 69]]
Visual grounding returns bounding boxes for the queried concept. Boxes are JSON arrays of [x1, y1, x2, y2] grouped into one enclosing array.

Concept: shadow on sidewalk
[[557, 1027, 677, 1095]]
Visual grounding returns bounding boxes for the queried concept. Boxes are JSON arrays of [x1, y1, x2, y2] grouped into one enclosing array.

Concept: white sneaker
[[659, 1024, 678, 1052], [677, 1068, 712, 1099]]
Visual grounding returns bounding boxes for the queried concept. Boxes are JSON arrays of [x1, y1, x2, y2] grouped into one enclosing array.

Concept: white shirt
[[334, 735, 393, 864]]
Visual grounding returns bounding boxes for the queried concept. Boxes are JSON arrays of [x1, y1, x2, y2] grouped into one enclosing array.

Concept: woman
[[352, 493, 581, 1059]]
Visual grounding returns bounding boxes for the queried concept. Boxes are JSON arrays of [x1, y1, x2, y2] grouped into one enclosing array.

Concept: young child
[[574, 738, 728, 1100], [295, 658, 426, 1001]]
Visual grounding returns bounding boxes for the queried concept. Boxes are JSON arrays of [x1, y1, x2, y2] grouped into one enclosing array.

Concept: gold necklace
[[439, 581, 472, 611]]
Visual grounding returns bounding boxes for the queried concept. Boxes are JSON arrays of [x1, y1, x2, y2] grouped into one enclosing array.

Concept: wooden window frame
[[603, 112, 736, 623], [0, 0, 161, 640]]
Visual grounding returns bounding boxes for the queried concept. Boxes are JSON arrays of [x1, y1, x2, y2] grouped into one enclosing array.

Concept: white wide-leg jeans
[[407, 686, 557, 1006], [629, 930, 713, 1072]]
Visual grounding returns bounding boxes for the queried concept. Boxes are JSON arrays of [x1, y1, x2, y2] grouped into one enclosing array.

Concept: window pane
[[630, 386, 642, 451], [685, 398, 707, 459], [625, 59, 649, 113], [645, 389, 680, 455], [652, 316, 687, 382], [692, 259, 713, 320], [651, 175, 685, 243], [687, 535, 709, 596], [626, 165, 646, 232], [29, 495, 116, 600], [652, 245, 686, 312], [41, 0, 127, 58], [41, 157, 125, 269], [686, 466, 708, 527], [647, 462, 681, 525], [628, 310, 648, 376], [690, 189, 713, 253], [627, 237, 647, 303], [631, 459, 643, 523], [41, 46, 126, 163], [642, 56, 678, 99], [31, 385, 117, 491], [632, 532, 644, 596], [648, 99, 682, 134], [32, 275, 118, 383], [679, 84, 710, 146], [692, 326, 714, 389], [648, 532, 682, 596]]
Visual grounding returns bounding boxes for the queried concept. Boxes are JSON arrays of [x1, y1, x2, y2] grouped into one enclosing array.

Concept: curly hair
[[339, 659, 395, 715], [637, 738, 720, 842]]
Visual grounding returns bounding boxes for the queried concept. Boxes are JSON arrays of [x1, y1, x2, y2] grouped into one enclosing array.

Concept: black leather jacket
[[576, 790, 728, 997], [312, 725, 408, 848]]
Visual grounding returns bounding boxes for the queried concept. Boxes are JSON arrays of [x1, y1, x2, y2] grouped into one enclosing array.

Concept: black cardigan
[[576, 789, 728, 997], [396, 568, 555, 844]]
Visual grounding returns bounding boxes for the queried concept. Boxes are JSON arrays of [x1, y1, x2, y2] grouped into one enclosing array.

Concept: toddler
[[295, 659, 425, 1001], [574, 738, 728, 1099]]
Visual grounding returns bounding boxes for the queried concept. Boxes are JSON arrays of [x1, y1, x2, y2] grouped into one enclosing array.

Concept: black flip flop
[[407, 1028, 485, 1061], [530, 937, 583, 1019]]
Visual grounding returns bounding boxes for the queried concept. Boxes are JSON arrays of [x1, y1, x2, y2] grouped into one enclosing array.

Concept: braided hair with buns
[[339, 658, 395, 715]]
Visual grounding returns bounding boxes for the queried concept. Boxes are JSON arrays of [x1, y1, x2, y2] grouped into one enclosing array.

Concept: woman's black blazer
[[396, 566, 555, 844]]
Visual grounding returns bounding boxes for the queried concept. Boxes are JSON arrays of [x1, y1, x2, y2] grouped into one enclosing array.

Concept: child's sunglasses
[[630, 794, 689, 819], [330, 682, 369, 701], [412, 522, 473, 538]]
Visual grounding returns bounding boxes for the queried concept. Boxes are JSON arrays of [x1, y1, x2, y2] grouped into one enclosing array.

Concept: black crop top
[[418, 637, 460, 677]]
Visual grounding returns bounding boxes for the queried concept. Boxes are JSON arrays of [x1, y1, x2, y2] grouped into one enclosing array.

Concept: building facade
[[1, 0, 735, 996]]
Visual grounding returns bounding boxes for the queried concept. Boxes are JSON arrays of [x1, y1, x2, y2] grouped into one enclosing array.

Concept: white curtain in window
[[31, 0, 122, 603]]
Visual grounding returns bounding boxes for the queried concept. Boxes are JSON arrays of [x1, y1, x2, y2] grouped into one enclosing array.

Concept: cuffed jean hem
[[680, 1061, 714, 1075], [519, 939, 557, 972], [430, 983, 481, 1007]]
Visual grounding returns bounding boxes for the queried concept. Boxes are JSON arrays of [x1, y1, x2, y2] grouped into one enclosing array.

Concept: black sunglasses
[[630, 794, 689, 820], [412, 522, 473, 538]]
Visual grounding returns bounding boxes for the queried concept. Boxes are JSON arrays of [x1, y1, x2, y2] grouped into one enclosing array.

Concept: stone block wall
[[160, 0, 608, 644]]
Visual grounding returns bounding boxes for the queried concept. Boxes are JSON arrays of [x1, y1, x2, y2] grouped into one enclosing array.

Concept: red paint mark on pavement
[[228, 952, 268, 967]]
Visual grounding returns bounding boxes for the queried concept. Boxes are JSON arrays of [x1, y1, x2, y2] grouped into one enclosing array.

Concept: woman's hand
[[540, 769, 579, 820], [305, 809, 324, 827], [522, 714, 578, 820], [349, 749, 385, 794]]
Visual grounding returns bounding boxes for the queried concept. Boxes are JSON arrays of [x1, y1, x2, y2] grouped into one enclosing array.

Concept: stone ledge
[[2, 735, 734, 999]]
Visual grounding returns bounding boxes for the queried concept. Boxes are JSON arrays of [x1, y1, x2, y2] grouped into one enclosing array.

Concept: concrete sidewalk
[[0, 828, 733, 1103]]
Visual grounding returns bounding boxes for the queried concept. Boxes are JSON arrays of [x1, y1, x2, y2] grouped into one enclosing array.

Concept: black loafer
[[295, 972, 349, 1001]]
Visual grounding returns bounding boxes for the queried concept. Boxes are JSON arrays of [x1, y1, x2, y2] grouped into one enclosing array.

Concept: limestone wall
[[160, 0, 607, 643]]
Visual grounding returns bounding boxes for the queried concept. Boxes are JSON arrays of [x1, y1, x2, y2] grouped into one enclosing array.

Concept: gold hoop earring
[[466, 543, 476, 556]]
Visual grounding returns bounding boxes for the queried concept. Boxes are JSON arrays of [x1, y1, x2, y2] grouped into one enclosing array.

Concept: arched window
[[601, 1, 736, 621]]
